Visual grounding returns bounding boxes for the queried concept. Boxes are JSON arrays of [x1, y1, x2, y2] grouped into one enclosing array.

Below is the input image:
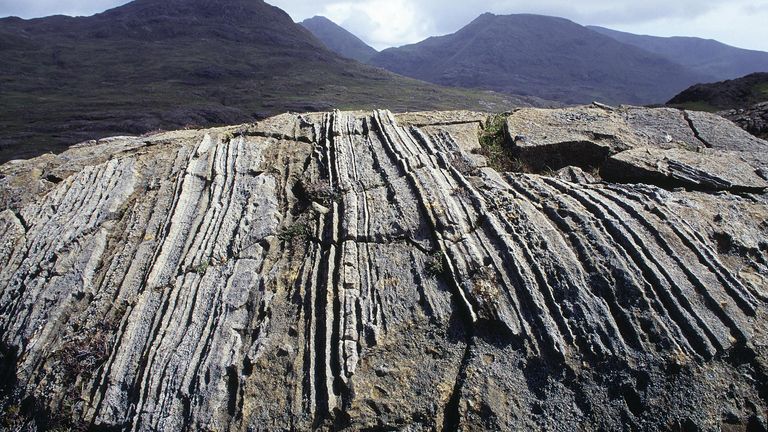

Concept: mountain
[[368, 13, 712, 105], [1, 107, 767, 430], [0, 0, 526, 163], [589, 26, 768, 81], [300, 15, 378, 62], [667, 72, 768, 111]]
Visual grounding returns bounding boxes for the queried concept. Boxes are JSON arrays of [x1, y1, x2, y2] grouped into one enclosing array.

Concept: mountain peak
[[300, 15, 378, 62], [56, 0, 324, 47], [304, 15, 335, 24], [101, 0, 284, 21], [369, 13, 710, 105]]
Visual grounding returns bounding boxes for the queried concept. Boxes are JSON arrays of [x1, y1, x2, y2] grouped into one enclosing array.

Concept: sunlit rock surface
[[1, 107, 767, 431]]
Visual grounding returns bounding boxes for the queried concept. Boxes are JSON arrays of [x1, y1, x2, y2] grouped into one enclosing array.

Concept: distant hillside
[[300, 16, 377, 62], [0, 0, 526, 162], [667, 72, 768, 111], [369, 13, 711, 105], [589, 26, 768, 81]]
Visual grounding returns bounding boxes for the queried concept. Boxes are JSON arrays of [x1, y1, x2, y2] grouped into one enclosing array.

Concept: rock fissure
[[682, 110, 714, 149], [0, 107, 767, 430]]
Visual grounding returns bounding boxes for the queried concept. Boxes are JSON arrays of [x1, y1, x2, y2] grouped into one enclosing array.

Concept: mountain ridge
[[369, 13, 713, 105], [0, 0, 529, 163], [300, 15, 378, 62], [588, 26, 768, 81], [668, 72, 768, 111]]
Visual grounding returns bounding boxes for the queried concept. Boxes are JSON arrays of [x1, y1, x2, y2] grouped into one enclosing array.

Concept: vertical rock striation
[[0, 107, 767, 430]]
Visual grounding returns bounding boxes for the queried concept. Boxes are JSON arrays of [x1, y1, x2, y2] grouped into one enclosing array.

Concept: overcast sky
[[1, 0, 767, 52]]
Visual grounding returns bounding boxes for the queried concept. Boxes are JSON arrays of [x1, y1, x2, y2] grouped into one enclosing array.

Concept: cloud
[[269, 0, 766, 50], [318, 0, 432, 49], [0, 0, 766, 51]]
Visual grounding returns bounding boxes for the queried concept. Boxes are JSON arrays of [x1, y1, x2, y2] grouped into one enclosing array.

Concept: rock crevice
[[0, 107, 767, 430]]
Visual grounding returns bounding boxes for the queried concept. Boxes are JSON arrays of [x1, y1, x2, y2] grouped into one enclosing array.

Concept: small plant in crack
[[55, 322, 116, 385], [278, 222, 311, 242], [193, 261, 210, 275], [426, 251, 448, 278], [297, 178, 338, 206], [477, 113, 531, 173]]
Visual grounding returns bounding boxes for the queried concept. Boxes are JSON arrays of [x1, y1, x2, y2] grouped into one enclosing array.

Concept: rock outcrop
[[1, 107, 767, 431], [505, 104, 768, 185], [721, 102, 768, 141], [604, 147, 768, 192]]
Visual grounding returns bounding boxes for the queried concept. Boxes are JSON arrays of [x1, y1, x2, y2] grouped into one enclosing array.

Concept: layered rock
[[505, 103, 768, 184], [0, 107, 767, 431], [604, 147, 768, 192]]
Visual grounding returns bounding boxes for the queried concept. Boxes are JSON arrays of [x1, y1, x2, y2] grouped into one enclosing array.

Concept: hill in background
[[589, 26, 768, 82], [0, 0, 528, 162], [667, 72, 768, 111], [300, 15, 378, 62], [368, 13, 712, 105]]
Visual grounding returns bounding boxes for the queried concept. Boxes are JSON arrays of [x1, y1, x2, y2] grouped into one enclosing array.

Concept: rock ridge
[[0, 106, 767, 430]]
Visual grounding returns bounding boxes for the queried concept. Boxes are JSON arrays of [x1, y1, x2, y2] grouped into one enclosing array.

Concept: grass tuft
[[278, 223, 311, 242], [477, 114, 532, 173]]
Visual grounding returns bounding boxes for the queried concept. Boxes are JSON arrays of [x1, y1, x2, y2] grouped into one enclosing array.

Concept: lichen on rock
[[0, 107, 767, 431]]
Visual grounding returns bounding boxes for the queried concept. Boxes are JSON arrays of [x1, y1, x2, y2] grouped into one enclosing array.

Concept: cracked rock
[[604, 147, 768, 192], [0, 107, 767, 431]]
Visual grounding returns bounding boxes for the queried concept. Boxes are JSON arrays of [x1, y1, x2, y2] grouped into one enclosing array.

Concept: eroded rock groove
[[0, 107, 767, 430]]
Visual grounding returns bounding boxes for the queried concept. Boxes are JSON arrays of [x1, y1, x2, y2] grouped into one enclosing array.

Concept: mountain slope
[[369, 13, 713, 105], [667, 72, 768, 111], [589, 26, 768, 81], [0, 0, 524, 162], [300, 15, 378, 62]]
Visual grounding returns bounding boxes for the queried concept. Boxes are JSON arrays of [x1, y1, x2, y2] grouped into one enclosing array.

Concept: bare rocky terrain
[[1, 105, 767, 431], [722, 103, 768, 141]]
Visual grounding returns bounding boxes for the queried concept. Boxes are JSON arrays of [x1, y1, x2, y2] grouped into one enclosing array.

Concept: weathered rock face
[[0, 107, 767, 431], [604, 147, 768, 192], [505, 104, 768, 185], [721, 102, 768, 141]]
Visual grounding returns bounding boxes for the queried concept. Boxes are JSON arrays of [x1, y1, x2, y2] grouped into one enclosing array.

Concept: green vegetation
[[278, 223, 311, 242], [193, 261, 210, 275], [755, 82, 768, 97], [477, 114, 530, 172]]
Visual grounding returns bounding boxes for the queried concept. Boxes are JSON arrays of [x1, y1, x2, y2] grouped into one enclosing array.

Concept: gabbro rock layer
[[0, 107, 767, 431]]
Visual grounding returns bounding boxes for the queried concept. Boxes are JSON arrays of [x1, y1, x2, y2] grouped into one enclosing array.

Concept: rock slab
[[0, 107, 767, 431]]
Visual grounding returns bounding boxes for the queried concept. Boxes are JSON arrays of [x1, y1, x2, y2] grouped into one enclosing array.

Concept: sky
[[1, 0, 767, 52]]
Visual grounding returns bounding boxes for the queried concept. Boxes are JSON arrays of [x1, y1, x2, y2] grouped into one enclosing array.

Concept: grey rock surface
[[0, 107, 767, 431], [554, 166, 597, 184], [605, 147, 768, 191], [505, 105, 768, 181]]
